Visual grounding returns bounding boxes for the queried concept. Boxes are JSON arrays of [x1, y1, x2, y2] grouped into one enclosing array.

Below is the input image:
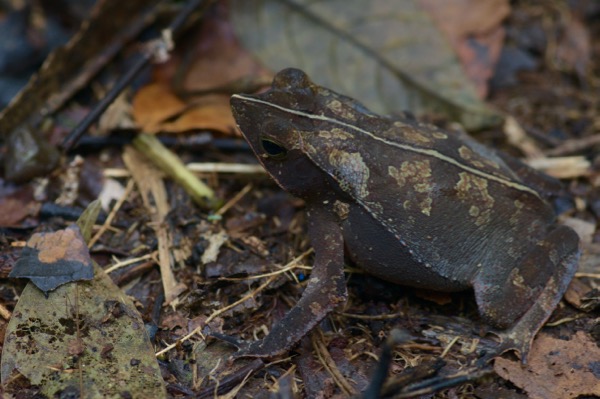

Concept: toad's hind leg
[[473, 225, 580, 362]]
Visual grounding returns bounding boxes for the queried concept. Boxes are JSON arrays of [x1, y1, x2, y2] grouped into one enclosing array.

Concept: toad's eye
[[260, 138, 287, 159]]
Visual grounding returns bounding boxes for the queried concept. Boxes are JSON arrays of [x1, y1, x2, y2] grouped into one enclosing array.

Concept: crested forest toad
[[230, 68, 580, 361]]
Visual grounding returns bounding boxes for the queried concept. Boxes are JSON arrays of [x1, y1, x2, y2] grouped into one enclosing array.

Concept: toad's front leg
[[234, 204, 348, 359]]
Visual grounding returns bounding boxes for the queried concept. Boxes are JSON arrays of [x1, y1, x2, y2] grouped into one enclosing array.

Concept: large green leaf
[[230, 0, 503, 130], [1, 200, 166, 398], [1, 263, 166, 398], [1, 264, 166, 398]]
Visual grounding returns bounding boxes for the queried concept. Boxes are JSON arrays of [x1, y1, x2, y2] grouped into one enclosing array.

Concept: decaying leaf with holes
[[9, 225, 94, 295]]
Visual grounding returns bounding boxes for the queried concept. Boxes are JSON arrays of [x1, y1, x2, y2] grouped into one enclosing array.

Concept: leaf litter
[[494, 332, 600, 399], [0, 0, 599, 398]]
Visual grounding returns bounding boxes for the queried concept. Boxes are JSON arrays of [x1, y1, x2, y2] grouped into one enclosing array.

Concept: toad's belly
[[341, 204, 472, 292]]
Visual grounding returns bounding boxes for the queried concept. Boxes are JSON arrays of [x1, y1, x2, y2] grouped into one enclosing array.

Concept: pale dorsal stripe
[[232, 94, 539, 198]]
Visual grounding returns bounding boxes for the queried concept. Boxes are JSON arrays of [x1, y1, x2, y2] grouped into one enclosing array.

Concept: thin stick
[[216, 183, 253, 216], [218, 249, 313, 281], [155, 249, 313, 357], [575, 273, 600, 279], [104, 252, 155, 274], [440, 336, 459, 358], [62, 0, 215, 150], [88, 179, 135, 248], [155, 275, 276, 357], [104, 163, 266, 178], [336, 311, 405, 320], [0, 303, 11, 320], [311, 331, 356, 396]]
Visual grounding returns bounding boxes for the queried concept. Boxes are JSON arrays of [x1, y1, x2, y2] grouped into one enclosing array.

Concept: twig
[[440, 336, 460, 358], [62, 55, 150, 150], [545, 315, 584, 327], [132, 133, 217, 208], [195, 359, 264, 399], [104, 253, 155, 274], [336, 311, 405, 320], [0, 303, 12, 320], [545, 133, 600, 156], [393, 369, 493, 398], [88, 179, 135, 248], [155, 275, 277, 357], [215, 183, 253, 216], [218, 249, 313, 281], [62, 0, 216, 150], [311, 330, 357, 396], [187, 163, 266, 174], [575, 272, 600, 279], [105, 163, 266, 177], [155, 248, 313, 357]]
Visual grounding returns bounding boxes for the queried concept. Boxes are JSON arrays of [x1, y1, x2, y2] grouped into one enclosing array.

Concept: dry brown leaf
[[420, 0, 510, 98], [564, 278, 599, 312], [578, 243, 600, 275], [0, 185, 38, 227], [9, 225, 94, 294], [527, 156, 591, 179], [131, 85, 239, 135], [554, 13, 591, 78], [562, 216, 596, 245], [28, 227, 89, 264], [160, 312, 188, 331], [179, 3, 270, 93], [414, 289, 453, 306], [494, 332, 600, 399], [122, 146, 187, 304], [159, 95, 237, 134], [201, 231, 229, 265], [131, 3, 268, 136], [131, 83, 187, 133], [0, 197, 38, 227], [420, 0, 510, 36]]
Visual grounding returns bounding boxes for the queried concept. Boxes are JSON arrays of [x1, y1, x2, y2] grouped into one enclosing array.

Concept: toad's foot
[[480, 245, 579, 364]]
